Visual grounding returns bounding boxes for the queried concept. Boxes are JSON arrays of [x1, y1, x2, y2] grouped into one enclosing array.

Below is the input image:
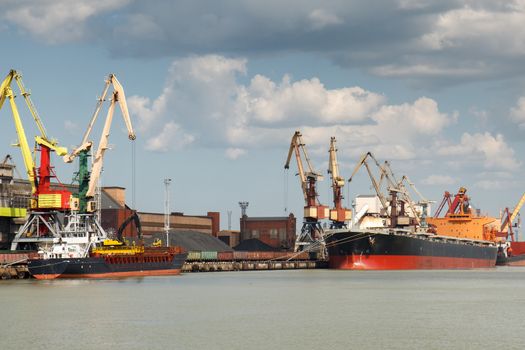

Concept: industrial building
[[217, 230, 241, 248], [239, 213, 296, 250], [100, 186, 220, 239], [0, 160, 220, 247]]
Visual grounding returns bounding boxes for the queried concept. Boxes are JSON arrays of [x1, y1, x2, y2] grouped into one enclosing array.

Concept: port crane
[[0, 70, 70, 210], [327, 137, 351, 228], [64, 74, 136, 214], [285, 131, 328, 251], [0, 70, 76, 249], [499, 192, 525, 241]]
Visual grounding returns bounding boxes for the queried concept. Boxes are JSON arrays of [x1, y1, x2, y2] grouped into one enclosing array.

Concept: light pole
[[164, 178, 172, 247], [239, 201, 249, 241]]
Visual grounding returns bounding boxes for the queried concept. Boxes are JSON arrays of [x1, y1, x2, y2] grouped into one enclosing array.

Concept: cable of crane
[[283, 167, 288, 214], [131, 140, 136, 210]]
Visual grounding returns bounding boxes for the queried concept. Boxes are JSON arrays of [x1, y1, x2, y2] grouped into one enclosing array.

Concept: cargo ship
[[326, 188, 498, 270], [28, 241, 187, 279]]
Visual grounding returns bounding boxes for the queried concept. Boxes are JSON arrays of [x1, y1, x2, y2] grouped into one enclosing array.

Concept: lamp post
[[164, 178, 172, 247], [238, 201, 249, 241]]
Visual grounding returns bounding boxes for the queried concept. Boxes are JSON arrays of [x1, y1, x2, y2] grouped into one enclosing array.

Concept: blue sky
[[1, 0, 525, 229]]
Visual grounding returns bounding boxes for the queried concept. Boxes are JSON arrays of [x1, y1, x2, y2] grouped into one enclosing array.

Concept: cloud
[[474, 179, 506, 190], [145, 122, 194, 152], [2, 0, 130, 43], [308, 9, 343, 30], [3, 1, 525, 85], [225, 148, 247, 160], [421, 175, 456, 186], [64, 120, 79, 134], [437, 132, 520, 170], [128, 55, 454, 161], [247, 75, 385, 125], [510, 96, 525, 128]]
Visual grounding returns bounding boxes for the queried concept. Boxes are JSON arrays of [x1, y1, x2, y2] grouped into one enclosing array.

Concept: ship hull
[[326, 230, 497, 270], [28, 252, 187, 279], [496, 254, 525, 266]]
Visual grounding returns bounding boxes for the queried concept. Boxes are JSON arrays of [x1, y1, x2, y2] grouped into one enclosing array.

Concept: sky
[[1, 0, 525, 230]]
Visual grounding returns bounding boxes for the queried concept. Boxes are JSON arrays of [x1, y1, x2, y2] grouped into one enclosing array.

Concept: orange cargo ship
[[427, 187, 498, 242]]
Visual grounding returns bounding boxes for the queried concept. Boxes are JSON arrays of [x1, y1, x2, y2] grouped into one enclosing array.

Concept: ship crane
[[284, 131, 328, 251], [327, 137, 351, 228], [433, 187, 470, 218], [348, 152, 423, 227], [396, 175, 435, 226], [64, 74, 136, 213], [348, 152, 391, 212]]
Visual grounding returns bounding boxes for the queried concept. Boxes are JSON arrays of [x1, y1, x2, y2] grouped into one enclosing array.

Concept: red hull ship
[[327, 187, 499, 270]]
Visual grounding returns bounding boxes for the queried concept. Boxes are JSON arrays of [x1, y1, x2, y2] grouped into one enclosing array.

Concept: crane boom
[[348, 152, 389, 209], [1, 85, 37, 194], [501, 192, 525, 233], [64, 74, 135, 163], [328, 137, 350, 227], [86, 76, 135, 198], [284, 131, 323, 204]]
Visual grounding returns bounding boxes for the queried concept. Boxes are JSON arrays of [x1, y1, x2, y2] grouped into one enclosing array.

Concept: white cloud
[[225, 148, 247, 160], [437, 132, 519, 171], [247, 74, 385, 125], [145, 122, 194, 152], [510, 96, 525, 128], [128, 55, 491, 172], [418, 6, 525, 56], [474, 179, 506, 190], [308, 9, 342, 30], [421, 175, 456, 186], [372, 97, 452, 136], [2, 0, 130, 43], [64, 120, 78, 134]]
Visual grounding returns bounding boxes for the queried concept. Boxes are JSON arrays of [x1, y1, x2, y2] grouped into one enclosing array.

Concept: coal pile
[[147, 230, 233, 252], [233, 238, 277, 252]]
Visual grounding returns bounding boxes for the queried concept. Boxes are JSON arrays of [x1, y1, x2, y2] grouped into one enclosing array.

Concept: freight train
[[185, 250, 314, 262]]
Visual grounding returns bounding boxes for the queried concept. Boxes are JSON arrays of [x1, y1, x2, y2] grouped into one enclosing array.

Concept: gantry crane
[[285, 131, 328, 251], [1, 70, 73, 250], [64, 74, 136, 213], [327, 137, 351, 228]]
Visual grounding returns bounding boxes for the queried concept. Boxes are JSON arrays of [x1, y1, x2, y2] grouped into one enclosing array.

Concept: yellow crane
[[500, 192, 525, 240], [0, 69, 69, 209], [327, 137, 351, 228]]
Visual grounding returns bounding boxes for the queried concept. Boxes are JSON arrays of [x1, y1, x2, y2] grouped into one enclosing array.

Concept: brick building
[[217, 230, 240, 248], [239, 213, 296, 250], [100, 187, 220, 239]]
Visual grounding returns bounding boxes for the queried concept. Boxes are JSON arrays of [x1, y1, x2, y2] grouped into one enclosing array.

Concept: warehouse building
[[239, 213, 296, 251]]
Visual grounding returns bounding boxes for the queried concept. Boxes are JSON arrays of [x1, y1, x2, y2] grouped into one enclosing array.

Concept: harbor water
[[1, 268, 525, 349]]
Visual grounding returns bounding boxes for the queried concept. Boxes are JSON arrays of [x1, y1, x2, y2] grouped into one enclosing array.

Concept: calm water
[[1, 268, 525, 350]]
